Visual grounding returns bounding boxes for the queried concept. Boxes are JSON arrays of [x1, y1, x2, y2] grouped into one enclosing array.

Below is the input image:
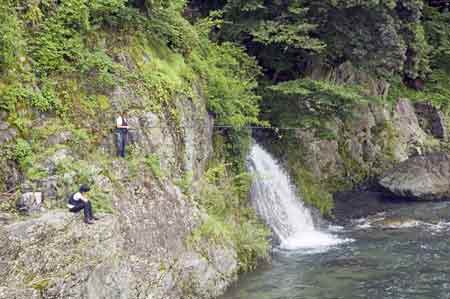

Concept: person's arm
[[80, 194, 89, 202], [73, 192, 89, 202]]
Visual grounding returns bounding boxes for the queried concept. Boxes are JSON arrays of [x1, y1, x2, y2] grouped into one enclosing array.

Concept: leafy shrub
[[0, 3, 24, 73], [191, 16, 262, 128], [145, 153, 163, 178], [190, 164, 270, 272], [13, 138, 33, 171]]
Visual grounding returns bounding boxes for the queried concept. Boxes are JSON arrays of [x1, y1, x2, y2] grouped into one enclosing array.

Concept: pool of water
[[220, 201, 450, 299]]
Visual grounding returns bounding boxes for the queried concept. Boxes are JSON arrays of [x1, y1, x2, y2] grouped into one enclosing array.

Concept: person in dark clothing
[[68, 185, 98, 224], [116, 111, 130, 158]]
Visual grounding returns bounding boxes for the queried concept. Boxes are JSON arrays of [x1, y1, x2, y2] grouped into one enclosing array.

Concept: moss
[[187, 163, 270, 273], [291, 166, 334, 216], [337, 139, 368, 187], [30, 278, 51, 293], [144, 153, 165, 179]]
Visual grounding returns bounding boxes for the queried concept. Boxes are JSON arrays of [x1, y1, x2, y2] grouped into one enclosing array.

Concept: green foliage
[[54, 156, 114, 213], [266, 79, 370, 129], [175, 171, 193, 195], [191, 17, 262, 127], [424, 5, 450, 71], [13, 138, 33, 171], [190, 164, 270, 272], [212, 0, 432, 81], [0, 2, 25, 73], [144, 153, 163, 178], [149, 5, 199, 55], [89, 185, 114, 214], [218, 0, 323, 80], [291, 167, 334, 216], [388, 71, 450, 113], [211, 129, 252, 174]]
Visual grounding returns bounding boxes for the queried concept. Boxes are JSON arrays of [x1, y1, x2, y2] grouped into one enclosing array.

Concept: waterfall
[[247, 143, 346, 250]]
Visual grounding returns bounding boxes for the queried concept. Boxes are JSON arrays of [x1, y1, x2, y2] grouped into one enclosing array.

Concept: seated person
[[67, 185, 98, 224]]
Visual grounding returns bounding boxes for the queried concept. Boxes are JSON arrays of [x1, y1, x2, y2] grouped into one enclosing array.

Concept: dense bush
[[190, 163, 270, 272]]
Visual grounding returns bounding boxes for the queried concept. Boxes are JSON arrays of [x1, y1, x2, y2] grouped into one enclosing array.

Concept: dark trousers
[[69, 201, 93, 220], [116, 130, 128, 157]]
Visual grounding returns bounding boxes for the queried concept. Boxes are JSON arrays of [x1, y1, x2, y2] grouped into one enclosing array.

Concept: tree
[[219, 0, 324, 82]]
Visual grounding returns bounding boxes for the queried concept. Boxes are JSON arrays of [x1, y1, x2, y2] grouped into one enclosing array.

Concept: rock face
[[16, 192, 44, 214], [277, 98, 439, 184], [0, 85, 234, 298], [379, 153, 450, 200], [259, 62, 447, 210], [1, 180, 237, 299], [306, 60, 390, 98], [414, 101, 448, 141], [0, 111, 17, 144]]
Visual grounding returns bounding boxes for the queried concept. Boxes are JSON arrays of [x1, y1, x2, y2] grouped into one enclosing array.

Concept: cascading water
[[247, 143, 347, 250]]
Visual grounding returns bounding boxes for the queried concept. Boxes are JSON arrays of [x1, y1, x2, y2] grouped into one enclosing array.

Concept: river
[[220, 144, 450, 299]]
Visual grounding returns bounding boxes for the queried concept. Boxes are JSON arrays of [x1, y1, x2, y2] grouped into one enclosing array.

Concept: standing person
[[67, 185, 98, 224], [116, 111, 130, 158]]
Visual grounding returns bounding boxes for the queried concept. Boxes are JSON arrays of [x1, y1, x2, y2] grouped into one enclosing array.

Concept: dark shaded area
[[428, 0, 449, 11], [331, 191, 409, 225], [404, 76, 425, 90]]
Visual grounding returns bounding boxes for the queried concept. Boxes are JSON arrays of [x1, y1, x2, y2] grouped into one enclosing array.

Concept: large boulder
[[379, 153, 450, 200]]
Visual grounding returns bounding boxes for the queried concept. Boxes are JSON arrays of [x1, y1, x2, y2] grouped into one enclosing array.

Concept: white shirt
[[73, 192, 88, 202], [116, 116, 126, 128], [67, 192, 88, 209]]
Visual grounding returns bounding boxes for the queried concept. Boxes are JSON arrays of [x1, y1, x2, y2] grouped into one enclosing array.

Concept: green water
[[221, 202, 450, 299]]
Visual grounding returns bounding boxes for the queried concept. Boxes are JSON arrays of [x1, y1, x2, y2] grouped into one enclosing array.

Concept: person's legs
[[85, 201, 93, 219], [69, 204, 83, 213], [70, 202, 93, 224], [120, 131, 127, 157], [116, 130, 124, 157]]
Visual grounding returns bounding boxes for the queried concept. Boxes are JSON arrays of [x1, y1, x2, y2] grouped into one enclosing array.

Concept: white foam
[[280, 231, 352, 250], [248, 144, 349, 251]]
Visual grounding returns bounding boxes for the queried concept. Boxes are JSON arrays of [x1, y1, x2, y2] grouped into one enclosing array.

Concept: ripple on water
[[220, 202, 450, 299]]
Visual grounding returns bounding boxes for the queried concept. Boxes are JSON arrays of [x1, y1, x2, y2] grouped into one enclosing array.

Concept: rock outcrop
[[259, 63, 447, 212], [414, 101, 448, 141], [1, 180, 237, 299], [274, 97, 439, 184], [379, 153, 450, 200], [0, 76, 236, 298], [0, 89, 237, 299]]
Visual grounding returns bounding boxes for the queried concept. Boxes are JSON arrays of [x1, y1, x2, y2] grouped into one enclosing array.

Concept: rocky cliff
[[0, 88, 241, 299], [259, 61, 448, 214], [0, 37, 242, 299]]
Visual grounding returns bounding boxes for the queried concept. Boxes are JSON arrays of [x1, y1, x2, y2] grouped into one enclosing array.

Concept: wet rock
[[0, 52, 234, 299], [293, 128, 342, 179], [379, 153, 450, 200], [0, 88, 235, 299], [0, 127, 17, 144]]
